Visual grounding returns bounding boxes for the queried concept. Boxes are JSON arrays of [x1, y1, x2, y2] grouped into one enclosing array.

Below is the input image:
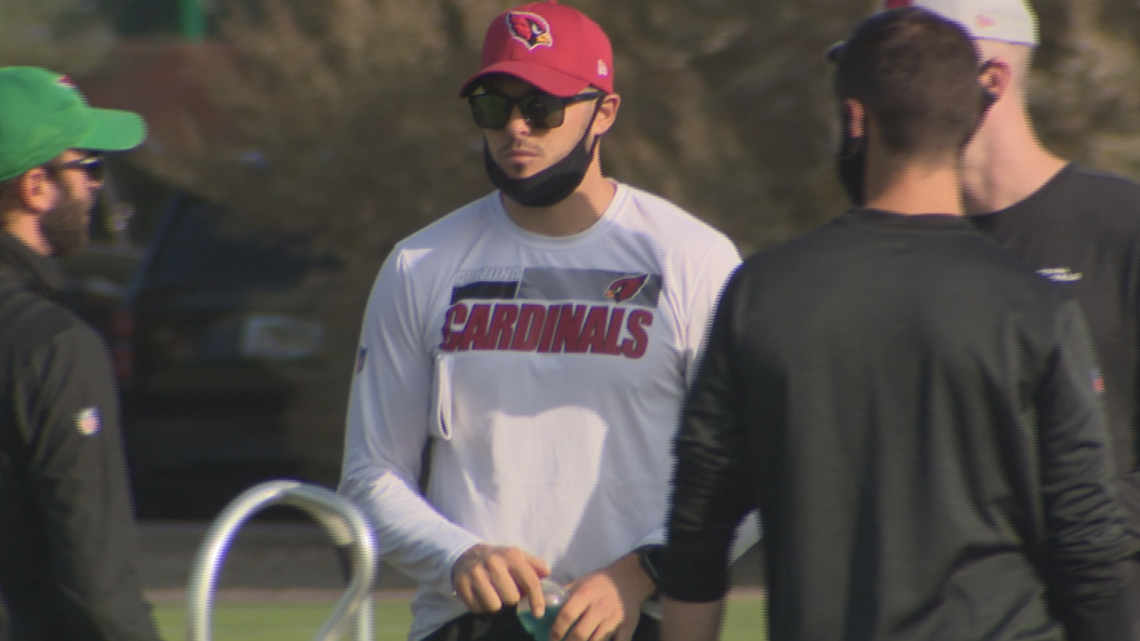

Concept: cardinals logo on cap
[[507, 11, 554, 50], [605, 275, 649, 304]]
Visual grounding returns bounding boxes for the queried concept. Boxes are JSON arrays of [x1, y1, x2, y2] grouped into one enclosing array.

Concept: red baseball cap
[[458, 1, 614, 98]]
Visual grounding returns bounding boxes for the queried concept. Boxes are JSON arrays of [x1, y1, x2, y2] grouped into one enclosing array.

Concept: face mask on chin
[[39, 188, 92, 258], [484, 102, 603, 209]]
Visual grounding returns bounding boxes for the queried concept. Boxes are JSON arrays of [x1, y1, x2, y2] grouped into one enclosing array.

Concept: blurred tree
[[129, 0, 1140, 485], [0, 0, 116, 73], [1031, 0, 1140, 180]]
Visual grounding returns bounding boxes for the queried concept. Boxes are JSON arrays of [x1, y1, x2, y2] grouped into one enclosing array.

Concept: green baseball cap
[[0, 66, 147, 181]]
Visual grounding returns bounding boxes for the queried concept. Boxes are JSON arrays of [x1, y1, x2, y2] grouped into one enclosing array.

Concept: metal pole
[[186, 480, 378, 641]]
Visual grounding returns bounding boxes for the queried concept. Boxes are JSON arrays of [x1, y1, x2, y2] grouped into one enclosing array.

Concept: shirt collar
[[0, 231, 62, 295]]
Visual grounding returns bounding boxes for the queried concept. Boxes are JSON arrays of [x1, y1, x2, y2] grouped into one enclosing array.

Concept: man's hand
[[549, 552, 655, 641], [452, 544, 551, 615]]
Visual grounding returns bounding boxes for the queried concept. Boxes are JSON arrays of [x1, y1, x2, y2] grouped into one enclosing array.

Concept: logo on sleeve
[[507, 12, 554, 50], [1037, 267, 1083, 283], [75, 407, 101, 436], [355, 347, 368, 374], [1091, 369, 1106, 395]]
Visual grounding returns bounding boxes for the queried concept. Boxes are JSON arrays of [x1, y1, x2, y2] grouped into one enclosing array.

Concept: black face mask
[[484, 102, 603, 208], [836, 107, 868, 207]]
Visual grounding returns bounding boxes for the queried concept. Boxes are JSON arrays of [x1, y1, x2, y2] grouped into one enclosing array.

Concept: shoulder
[[617, 185, 736, 249], [615, 183, 738, 265], [383, 193, 500, 276], [0, 281, 103, 365], [1065, 164, 1140, 197], [1057, 165, 1140, 226]]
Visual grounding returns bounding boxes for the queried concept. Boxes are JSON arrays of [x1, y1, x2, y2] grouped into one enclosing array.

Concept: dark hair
[[834, 7, 986, 161]]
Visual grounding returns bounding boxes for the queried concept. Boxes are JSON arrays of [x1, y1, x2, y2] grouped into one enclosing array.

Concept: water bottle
[[516, 578, 567, 641]]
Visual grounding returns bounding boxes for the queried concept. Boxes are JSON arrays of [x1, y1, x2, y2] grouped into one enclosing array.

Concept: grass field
[[152, 592, 767, 640]]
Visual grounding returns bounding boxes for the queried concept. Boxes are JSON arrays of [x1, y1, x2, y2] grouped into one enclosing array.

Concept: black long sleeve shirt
[[0, 232, 161, 641], [663, 209, 1138, 641], [972, 164, 1140, 538]]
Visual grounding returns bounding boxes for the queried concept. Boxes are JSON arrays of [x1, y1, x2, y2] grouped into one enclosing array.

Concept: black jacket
[[0, 232, 160, 641], [664, 209, 1139, 641]]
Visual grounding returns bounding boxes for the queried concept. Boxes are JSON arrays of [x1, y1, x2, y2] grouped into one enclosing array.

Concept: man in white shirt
[[339, 3, 741, 640]]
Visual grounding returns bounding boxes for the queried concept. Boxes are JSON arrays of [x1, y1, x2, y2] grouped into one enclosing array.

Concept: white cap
[[881, 0, 1038, 46]]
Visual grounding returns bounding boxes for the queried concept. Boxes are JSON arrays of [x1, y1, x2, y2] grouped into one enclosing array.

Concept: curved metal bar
[[186, 480, 378, 641]]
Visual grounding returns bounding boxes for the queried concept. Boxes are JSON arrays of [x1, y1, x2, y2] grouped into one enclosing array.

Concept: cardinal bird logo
[[507, 12, 554, 50], [884, 0, 914, 8], [605, 274, 650, 304]]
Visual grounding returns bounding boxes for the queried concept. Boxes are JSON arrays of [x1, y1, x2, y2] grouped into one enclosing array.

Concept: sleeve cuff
[[438, 535, 487, 595], [659, 543, 733, 603]]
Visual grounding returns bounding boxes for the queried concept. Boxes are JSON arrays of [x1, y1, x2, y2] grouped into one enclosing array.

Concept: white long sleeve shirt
[[340, 183, 741, 640]]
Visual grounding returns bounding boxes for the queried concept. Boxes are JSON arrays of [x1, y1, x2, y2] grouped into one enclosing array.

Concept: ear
[[16, 167, 58, 215], [591, 92, 621, 137], [978, 59, 1012, 102], [844, 99, 866, 139]]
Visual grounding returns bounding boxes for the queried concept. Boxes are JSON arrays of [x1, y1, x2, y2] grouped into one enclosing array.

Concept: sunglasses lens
[[85, 159, 105, 182], [470, 94, 512, 129], [520, 95, 566, 129]]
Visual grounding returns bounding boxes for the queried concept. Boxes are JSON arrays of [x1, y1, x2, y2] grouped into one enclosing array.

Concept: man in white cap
[[882, 0, 1140, 631], [661, 7, 1137, 641]]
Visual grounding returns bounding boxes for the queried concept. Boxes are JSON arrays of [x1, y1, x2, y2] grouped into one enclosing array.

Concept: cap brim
[[459, 61, 591, 98], [74, 108, 147, 152]]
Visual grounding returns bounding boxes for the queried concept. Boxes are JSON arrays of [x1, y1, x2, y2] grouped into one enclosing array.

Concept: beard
[[39, 189, 93, 258]]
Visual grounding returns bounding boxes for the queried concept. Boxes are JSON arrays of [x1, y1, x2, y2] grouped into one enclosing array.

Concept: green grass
[[153, 592, 766, 640]]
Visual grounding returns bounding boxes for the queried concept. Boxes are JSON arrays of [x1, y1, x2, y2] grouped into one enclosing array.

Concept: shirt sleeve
[[662, 269, 755, 603], [637, 237, 744, 553], [22, 325, 161, 641], [338, 250, 483, 596], [682, 236, 743, 390], [1036, 300, 1139, 641]]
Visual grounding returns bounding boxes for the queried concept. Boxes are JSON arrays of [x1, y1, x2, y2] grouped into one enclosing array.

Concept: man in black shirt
[[660, 8, 1137, 641], [902, 2, 1140, 625], [0, 67, 161, 641]]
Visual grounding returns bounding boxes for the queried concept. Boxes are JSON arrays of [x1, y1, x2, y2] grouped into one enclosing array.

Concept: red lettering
[[552, 304, 588, 353], [580, 306, 610, 354], [439, 303, 469, 351], [621, 310, 653, 359], [510, 304, 546, 351], [601, 308, 625, 355], [537, 304, 564, 353], [458, 304, 492, 350], [488, 304, 519, 350]]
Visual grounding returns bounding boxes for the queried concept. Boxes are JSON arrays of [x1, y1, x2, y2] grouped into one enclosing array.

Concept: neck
[[500, 162, 616, 237], [961, 105, 1067, 215], [1, 213, 51, 256], [865, 156, 963, 217]]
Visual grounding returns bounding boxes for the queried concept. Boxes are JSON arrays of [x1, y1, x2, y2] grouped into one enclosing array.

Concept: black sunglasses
[[468, 90, 604, 130], [48, 153, 107, 184]]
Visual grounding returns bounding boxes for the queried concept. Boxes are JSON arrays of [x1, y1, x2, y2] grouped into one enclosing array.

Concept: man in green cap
[[0, 66, 162, 641]]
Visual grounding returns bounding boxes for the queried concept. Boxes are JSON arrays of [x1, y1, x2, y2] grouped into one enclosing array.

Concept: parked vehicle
[[59, 186, 335, 518]]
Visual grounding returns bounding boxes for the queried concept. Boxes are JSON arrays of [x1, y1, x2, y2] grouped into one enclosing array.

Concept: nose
[[504, 105, 532, 137]]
